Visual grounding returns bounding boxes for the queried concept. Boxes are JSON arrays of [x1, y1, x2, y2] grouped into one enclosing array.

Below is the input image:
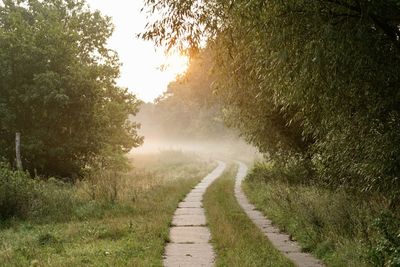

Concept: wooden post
[[16, 132, 23, 171]]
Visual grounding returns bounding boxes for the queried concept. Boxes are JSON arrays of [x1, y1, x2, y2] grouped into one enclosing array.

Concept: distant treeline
[[142, 0, 400, 204], [136, 52, 237, 143]]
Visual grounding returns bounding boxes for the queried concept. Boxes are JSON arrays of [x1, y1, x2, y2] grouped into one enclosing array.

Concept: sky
[[86, 0, 188, 103]]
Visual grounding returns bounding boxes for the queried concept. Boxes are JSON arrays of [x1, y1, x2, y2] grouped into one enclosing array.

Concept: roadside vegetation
[[142, 2, 400, 266], [203, 166, 294, 267], [0, 0, 143, 179], [244, 162, 400, 267], [1, 0, 400, 266], [0, 151, 212, 266], [142, 0, 400, 202]]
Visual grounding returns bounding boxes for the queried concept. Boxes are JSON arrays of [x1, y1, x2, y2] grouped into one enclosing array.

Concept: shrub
[[0, 163, 37, 220], [0, 163, 76, 222], [250, 158, 314, 186], [371, 212, 400, 267]]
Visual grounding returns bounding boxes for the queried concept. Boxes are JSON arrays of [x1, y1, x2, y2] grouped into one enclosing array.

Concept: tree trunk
[[16, 132, 23, 171]]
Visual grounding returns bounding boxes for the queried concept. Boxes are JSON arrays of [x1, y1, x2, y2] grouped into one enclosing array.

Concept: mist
[[129, 104, 261, 163]]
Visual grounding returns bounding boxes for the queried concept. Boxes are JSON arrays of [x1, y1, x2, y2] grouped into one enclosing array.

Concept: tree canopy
[[0, 0, 143, 178], [142, 0, 400, 201]]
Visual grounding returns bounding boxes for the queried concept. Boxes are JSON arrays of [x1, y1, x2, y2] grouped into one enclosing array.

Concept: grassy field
[[0, 151, 213, 266], [203, 165, 294, 267], [243, 163, 400, 267]]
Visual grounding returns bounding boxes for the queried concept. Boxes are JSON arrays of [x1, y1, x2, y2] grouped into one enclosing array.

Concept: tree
[[0, 0, 143, 178], [136, 49, 235, 142], [141, 0, 400, 200]]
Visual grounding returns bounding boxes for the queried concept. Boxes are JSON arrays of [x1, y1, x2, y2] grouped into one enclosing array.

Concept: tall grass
[[0, 151, 212, 266], [0, 163, 79, 224], [244, 162, 400, 267], [1, 150, 212, 225]]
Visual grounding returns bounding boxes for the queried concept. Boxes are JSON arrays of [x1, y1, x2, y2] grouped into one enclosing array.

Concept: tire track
[[163, 161, 226, 267], [235, 162, 324, 267]]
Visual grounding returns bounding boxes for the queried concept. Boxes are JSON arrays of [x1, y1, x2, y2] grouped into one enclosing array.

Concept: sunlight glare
[[162, 53, 189, 78]]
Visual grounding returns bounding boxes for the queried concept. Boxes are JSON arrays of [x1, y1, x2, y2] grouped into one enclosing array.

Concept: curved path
[[235, 162, 324, 267], [163, 161, 226, 267]]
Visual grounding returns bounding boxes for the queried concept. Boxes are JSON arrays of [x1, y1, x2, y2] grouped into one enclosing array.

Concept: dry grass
[[243, 175, 391, 266], [0, 151, 213, 266]]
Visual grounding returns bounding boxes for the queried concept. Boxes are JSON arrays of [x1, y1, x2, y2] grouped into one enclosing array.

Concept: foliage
[[372, 212, 400, 266], [0, 162, 76, 222], [0, 0, 143, 178], [141, 0, 400, 200], [0, 163, 36, 220], [249, 160, 313, 186], [0, 153, 212, 266], [245, 163, 400, 267], [136, 50, 235, 142]]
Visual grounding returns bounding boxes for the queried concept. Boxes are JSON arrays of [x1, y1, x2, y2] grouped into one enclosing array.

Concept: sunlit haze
[[86, 0, 188, 102]]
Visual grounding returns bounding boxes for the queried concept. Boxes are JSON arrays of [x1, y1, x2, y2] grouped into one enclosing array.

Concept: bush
[[0, 163, 38, 220], [250, 158, 314, 186], [371, 212, 400, 266], [0, 163, 76, 222]]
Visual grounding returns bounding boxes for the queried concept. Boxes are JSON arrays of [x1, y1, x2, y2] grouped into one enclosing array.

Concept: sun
[[162, 53, 189, 78]]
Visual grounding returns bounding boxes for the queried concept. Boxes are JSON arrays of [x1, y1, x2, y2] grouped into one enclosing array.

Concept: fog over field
[[130, 107, 260, 162], [131, 137, 259, 160]]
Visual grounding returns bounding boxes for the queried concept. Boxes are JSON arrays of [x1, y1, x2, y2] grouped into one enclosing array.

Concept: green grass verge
[[243, 173, 388, 267], [0, 153, 212, 266], [203, 166, 294, 267]]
